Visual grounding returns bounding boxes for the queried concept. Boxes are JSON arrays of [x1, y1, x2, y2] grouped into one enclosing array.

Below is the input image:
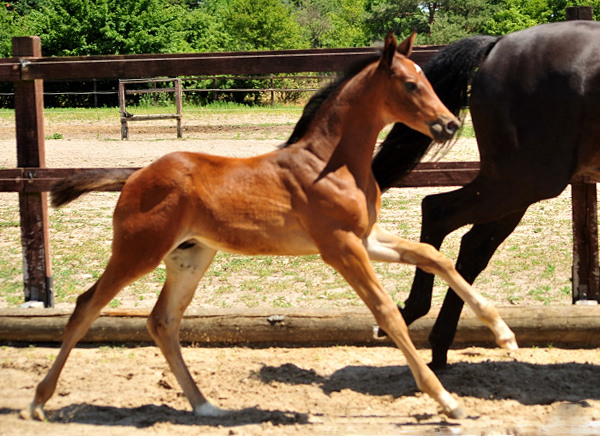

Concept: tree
[[483, 0, 543, 35], [319, 0, 370, 47], [546, 0, 600, 21], [179, 5, 233, 52], [223, 0, 309, 51], [293, 0, 336, 48], [294, 0, 369, 48], [365, 0, 428, 42], [21, 0, 193, 56], [421, 0, 500, 43], [0, 8, 26, 57]]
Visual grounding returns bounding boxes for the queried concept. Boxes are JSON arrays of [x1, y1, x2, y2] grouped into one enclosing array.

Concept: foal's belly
[[193, 223, 320, 257]]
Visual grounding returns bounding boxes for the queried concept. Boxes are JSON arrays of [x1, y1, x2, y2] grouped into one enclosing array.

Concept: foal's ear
[[382, 32, 398, 67], [396, 31, 416, 57]]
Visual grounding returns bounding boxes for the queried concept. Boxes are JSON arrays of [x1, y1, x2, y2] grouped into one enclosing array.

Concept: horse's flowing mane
[[282, 51, 382, 147]]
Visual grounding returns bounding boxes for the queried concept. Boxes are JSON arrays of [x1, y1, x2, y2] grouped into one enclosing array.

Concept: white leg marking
[[194, 402, 230, 417]]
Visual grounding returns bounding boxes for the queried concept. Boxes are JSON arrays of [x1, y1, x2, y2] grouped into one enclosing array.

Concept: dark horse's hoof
[[427, 356, 449, 371]]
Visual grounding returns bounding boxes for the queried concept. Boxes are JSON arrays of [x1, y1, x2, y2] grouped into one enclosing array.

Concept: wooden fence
[[0, 8, 598, 307]]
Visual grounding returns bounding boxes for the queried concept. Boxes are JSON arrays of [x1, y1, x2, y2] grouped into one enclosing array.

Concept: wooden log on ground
[[1, 306, 600, 347]]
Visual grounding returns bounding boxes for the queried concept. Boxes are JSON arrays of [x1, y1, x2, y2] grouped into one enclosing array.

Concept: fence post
[[566, 5, 593, 20], [119, 81, 129, 140], [12, 36, 53, 308], [270, 74, 274, 107], [567, 6, 599, 303], [175, 79, 183, 138]]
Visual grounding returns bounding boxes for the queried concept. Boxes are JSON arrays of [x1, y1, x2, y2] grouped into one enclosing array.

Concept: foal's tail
[[372, 35, 500, 192], [50, 168, 137, 208]]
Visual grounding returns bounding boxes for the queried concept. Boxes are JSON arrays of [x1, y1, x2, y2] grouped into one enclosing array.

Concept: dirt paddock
[[1, 343, 600, 436], [1, 116, 600, 435]]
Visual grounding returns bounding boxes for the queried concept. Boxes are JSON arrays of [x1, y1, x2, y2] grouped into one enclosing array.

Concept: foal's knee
[[373, 300, 409, 336], [146, 314, 179, 342]]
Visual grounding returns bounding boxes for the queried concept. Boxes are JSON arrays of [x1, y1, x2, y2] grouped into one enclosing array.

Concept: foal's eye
[[404, 81, 418, 92]]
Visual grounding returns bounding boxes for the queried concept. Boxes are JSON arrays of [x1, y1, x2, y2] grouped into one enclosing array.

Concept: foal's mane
[[283, 51, 383, 147]]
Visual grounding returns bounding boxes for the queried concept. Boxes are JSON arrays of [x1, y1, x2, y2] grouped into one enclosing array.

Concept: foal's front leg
[[317, 231, 464, 418], [365, 224, 517, 351]]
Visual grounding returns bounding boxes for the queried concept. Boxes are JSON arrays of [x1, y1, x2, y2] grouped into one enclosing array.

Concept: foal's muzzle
[[429, 117, 460, 142]]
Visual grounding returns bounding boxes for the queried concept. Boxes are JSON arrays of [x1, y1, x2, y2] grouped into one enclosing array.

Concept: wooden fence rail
[[1, 10, 598, 308]]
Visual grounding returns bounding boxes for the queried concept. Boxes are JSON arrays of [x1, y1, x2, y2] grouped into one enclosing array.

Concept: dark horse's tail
[[50, 168, 137, 208], [372, 35, 500, 192]]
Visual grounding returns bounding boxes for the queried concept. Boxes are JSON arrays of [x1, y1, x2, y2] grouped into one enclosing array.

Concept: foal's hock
[[22, 33, 515, 422]]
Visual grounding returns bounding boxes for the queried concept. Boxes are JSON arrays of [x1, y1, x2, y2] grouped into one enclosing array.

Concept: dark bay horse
[[21, 33, 517, 421], [372, 21, 600, 369]]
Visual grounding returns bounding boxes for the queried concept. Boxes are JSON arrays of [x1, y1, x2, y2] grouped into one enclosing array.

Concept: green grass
[[0, 102, 305, 127], [0, 189, 577, 310]]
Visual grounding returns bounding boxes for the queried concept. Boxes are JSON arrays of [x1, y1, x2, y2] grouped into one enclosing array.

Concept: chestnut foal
[[22, 33, 516, 421]]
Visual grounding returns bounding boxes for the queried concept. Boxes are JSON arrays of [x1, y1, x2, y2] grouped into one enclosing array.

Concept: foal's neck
[[302, 63, 388, 184]]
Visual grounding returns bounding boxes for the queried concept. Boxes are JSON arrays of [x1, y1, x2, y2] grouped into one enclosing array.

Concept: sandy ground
[[2, 345, 600, 436], [1, 117, 599, 435]]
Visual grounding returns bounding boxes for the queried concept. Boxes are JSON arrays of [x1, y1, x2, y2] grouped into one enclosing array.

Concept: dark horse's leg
[[404, 23, 591, 367], [427, 209, 526, 368]]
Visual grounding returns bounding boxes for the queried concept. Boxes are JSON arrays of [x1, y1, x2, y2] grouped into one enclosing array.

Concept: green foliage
[[223, 0, 309, 51], [319, 0, 370, 47], [419, 0, 502, 44], [21, 0, 193, 56], [179, 5, 232, 52], [483, 0, 541, 35], [0, 9, 26, 57], [294, 0, 369, 48], [365, 0, 428, 42], [1, 0, 598, 107], [546, 0, 600, 21]]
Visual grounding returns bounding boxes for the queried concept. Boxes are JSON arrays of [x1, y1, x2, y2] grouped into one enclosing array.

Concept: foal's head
[[377, 32, 459, 143]]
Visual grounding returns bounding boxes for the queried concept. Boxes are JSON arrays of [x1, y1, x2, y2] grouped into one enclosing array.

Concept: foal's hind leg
[[145, 242, 224, 416], [21, 254, 158, 421], [366, 224, 517, 351]]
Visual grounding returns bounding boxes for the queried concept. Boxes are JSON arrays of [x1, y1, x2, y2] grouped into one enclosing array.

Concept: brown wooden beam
[[5, 162, 600, 194], [12, 36, 53, 308], [1, 306, 600, 347], [571, 181, 600, 302], [0, 163, 482, 193], [566, 6, 598, 303], [0, 46, 440, 82]]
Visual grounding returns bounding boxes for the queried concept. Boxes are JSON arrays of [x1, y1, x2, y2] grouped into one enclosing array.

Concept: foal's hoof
[[194, 402, 231, 417], [496, 331, 518, 351], [20, 403, 47, 421], [446, 405, 466, 420]]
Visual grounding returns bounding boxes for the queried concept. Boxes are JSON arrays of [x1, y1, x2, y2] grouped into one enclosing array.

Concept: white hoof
[[194, 402, 230, 417], [496, 330, 518, 351], [438, 390, 463, 418], [20, 402, 47, 421]]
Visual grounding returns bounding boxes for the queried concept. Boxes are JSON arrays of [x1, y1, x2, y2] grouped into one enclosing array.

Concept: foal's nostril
[[446, 120, 460, 135], [429, 118, 459, 142], [430, 123, 444, 136]]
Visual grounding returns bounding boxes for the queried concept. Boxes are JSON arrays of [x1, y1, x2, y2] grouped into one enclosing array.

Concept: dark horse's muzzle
[[429, 117, 460, 142]]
